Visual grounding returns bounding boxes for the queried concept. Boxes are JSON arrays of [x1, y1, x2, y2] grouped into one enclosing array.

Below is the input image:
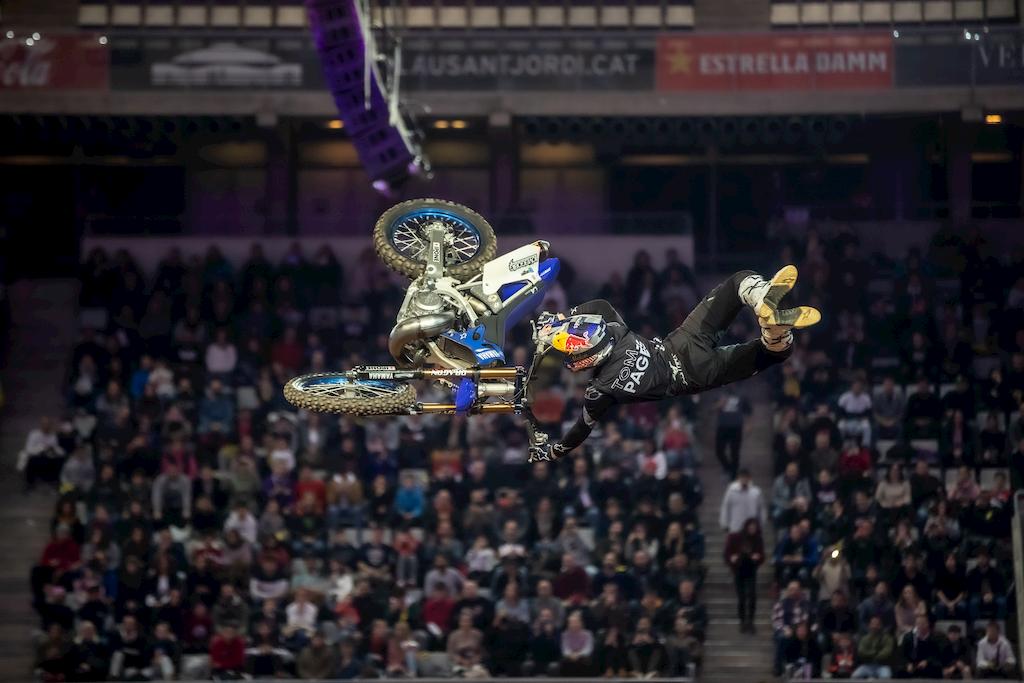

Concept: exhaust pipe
[[389, 312, 456, 365]]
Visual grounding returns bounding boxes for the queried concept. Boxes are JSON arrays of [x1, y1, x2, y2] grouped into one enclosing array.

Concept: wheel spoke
[[300, 377, 404, 401], [390, 211, 481, 266]]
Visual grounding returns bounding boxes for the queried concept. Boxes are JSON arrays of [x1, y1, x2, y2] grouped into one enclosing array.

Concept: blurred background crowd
[[20, 224, 1024, 681]]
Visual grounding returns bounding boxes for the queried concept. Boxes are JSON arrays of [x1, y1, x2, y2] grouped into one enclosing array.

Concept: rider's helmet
[[551, 314, 615, 372]]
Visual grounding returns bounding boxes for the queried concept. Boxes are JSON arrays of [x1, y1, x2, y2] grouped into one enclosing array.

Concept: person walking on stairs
[[724, 517, 765, 633]]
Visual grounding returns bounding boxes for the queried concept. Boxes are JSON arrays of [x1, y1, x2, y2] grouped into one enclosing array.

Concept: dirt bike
[[283, 199, 559, 425]]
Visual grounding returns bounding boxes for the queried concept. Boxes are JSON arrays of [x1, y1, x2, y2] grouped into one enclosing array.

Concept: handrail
[[1014, 490, 1024, 680]]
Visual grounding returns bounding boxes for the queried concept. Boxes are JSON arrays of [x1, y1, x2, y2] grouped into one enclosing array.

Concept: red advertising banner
[[0, 33, 109, 90], [657, 32, 893, 91]]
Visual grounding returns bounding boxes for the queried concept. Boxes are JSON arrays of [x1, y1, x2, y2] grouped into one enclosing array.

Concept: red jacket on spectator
[[40, 538, 80, 572], [423, 596, 455, 633], [838, 445, 872, 478], [210, 632, 245, 671], [162, 443, 198, 479], [295, 478, 327, 513], [271, 338, 304, 374], [553, 566, 591, 602]]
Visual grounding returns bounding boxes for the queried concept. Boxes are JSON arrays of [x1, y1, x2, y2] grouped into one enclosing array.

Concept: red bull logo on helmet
[[552, 330, 591, 354]]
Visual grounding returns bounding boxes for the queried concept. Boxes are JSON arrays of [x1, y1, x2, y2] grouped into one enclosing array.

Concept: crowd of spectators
[[25, 241, 713, 681], [734, 230, 1022, 679]]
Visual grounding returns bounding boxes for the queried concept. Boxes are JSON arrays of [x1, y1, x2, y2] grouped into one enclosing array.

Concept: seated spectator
[[891, 553, 931, 603], [837, 438, 873, 500], [20, 417, 66, 492], [771, 462, 812, 528], [941, 410, 975, 467], [857, 582, 895, 633], [559, 610, 594, 677], [828, 632, 857, 679], [899, 614, 942, 679], [393, 472, 425, 525], [909, 458, 942, 512], [626, 615, 665, 677], [527, 607, 562, 676], [814, 548, 852, 605], [774, 523, 820, 585], [108, 615, 151, 681], [976, 621, 1017, 679], [965, 491, 1011, 539], [197, 379, 234, 436], [447, 609, 487, 677], [977, 411, 1007, 466], [35, 624, 72, 682], [819, 590, 857, 652], [488, 602, 531, 677], [495, 581, 531, 625], [940, 623, 972, 680], [782, 621, 822, 679], [932, 552, 967, 619], [874, 463, 911, 525], [904, 378, 942, 438], [70, 620, 109, 681], [893, 585, 927, 639], [852, 615, 895, 679], [837, 378, 873, 445], [966, 549, 1007, 621], [553, 553, 591, 604], [531, 578, 565, 627], [152, 460, 191, 527], [872, 377, 905, 440], [421, 582, 455, 643], [772, 581, 812, 675], [210, 624, 247, 680], [668, 579, 707, 642], [385, 622, 419, 678], [424, 553, 464, 598], [283, 588, 318, 651]]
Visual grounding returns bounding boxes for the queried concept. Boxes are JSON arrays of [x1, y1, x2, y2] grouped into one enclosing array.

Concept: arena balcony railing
[[76, 0, 695, 32]]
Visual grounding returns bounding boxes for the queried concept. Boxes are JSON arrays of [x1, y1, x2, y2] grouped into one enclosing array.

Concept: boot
[[738, 265, 798, 317]]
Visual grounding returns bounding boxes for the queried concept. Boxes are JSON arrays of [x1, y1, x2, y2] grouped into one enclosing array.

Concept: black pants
[[716, 425, 743, 479], [666, 271, 790, 393], [735, 572, 757, 623]]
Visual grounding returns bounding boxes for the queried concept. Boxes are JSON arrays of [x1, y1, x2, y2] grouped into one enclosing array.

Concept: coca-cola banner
[[0, 33, 109, 90], [657, 32, 894, 91]]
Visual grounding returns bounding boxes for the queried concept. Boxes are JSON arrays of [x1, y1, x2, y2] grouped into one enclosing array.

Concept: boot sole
[[765, 306, 821, 329], [756, 265, 798, 320]]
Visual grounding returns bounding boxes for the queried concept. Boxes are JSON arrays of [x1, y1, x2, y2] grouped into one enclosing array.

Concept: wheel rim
[[298, 376, 406, 401], [388, 208, 482, 266]]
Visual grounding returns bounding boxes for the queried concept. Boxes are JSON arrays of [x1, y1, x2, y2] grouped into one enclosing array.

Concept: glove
[[535, 311, 562, 329], [528, 443, 557, 464], [534, 312, 566, 344], [527, 428, 555, 463]]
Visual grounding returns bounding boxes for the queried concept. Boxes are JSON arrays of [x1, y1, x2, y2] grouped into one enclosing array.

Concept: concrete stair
[[694, 381, 777, 682], [0, 279, 79, 678]]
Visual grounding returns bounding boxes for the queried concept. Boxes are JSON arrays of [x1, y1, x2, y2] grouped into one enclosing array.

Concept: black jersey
[[550, 300, 685, 456]]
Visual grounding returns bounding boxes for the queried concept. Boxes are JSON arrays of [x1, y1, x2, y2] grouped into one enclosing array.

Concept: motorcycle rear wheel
[[373, 198, 497, 280], [284, 373, 417, 416]]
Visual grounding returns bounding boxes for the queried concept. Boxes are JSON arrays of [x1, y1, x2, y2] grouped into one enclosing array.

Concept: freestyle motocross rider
[[526, 266, 820, 463]]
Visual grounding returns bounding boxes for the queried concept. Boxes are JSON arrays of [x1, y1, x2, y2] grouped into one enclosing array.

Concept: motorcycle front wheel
[[373, 198, 497, 280], [284, 373, 417, 416]]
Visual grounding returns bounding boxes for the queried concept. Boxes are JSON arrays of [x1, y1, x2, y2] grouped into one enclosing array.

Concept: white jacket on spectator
[[976, 633, 1016, 671], [205, 342, 237, 375], [719, 480, 766, 532], [224, 510, 258, 545]]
